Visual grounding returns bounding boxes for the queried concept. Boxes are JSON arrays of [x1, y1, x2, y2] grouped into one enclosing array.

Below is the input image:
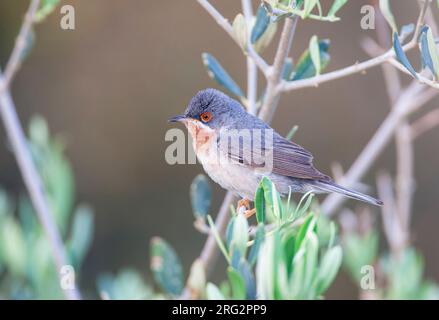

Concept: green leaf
[[328, 0, 348, 17], [419, 25, 439, 79], [256, 232, 275, 299], [98, 269, 153, 300], [231, 213, 249, 257], [379, 0, 397, 32], [207, 215, 231, 264], [68, 205, 94, 267], [342, 231, 378, 282], [258, 177, 284, 223], [309, 35, 321, 75], [254, 184, 266, 224], [190, 174, 211, 220], [202, 53, 244, 98], [302, 232, 319, 298], [252, 5, 271, 44], [393, 32, 418, 79], [232, 13, 248, 51], [315, 246, 343, 295], [282, 58, 294, 80], [248, 224, 265, 266], [206, 282, 225, 300], [303, 0, 319, 18], [227, 267, 246, 299], [0, 216, 27, 277], [286, 125, 299, 140], [35, 0, 62, 23], [292, 39, 330, 80], [294, 213, 317, 252], [238, 259, 256, 299], [150, 237, 184, 296], [187, 259, 206, 298]]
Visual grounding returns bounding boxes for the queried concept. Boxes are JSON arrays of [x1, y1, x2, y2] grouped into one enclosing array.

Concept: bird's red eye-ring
[[200, 111, 213, 123]]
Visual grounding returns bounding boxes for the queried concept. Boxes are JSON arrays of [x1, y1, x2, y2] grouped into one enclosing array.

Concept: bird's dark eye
[[200, 111, 213, 123]]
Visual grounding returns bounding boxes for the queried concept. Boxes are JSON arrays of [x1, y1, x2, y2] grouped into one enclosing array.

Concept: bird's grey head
[[169, 88, 246, 130]]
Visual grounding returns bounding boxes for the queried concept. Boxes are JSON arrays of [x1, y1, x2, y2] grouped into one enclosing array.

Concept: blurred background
[[0, 0, 438, 298]]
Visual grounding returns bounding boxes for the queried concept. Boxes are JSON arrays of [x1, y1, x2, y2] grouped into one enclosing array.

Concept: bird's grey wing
[[224, 129, 329, 181], [272, 134, 330, 180]]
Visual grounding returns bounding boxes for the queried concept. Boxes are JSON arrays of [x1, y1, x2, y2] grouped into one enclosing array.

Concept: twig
[[373, 7, 415, 239], [196, 0, 238, 46], [321, 83, 437, 216], [412, 0, 431, 45], [258, 16, 298, 122], [241, 0, 258, 115], [376, 172, 408, 258], [281, 43, 417, 92], [0, 0, 80, 300], [411, 108, 439, 140]]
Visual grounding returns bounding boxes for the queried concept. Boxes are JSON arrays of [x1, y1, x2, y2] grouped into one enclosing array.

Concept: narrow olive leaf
[[293, 191, 314, 220], [225, 217, 235, 250], [303, 232, 319, 295], [292, 39, 330, 80], [286, 125, 299, 140], [294, 213, 317, 252], [0, 216, 27, 277], [259, 177, 284, 223], [254, 184, 266, 224], [190, 174, 211, 220], [426, 26, 439, 79], [207, 215, 231, 264], [187, 259, 206, 298], [227, 267, 246, 299], [262, 1, 274, 14], [419, 26, 435, 74], [251, 5, 271, 44], [150, 237, 184, 296], [248, 224, 265, 266], [282, 58, 294, 80], [202, 53, 244, 98], [232, 13, 248, 51], [315, 246, 343, 296], [254, 16, 278, 53], [303, 0, 319, 18], [393, 32, 418, 79], [379, 0, 397, 32], [206, 282, 225, 300], [68, 205, 94, 267], [231, 213, 249, 257], [256, 234, 275, 299], [35, 0, 61, 23], [328, 0, 348, 17], [309, 35, 321, 75], [238, 259, 257, 300]]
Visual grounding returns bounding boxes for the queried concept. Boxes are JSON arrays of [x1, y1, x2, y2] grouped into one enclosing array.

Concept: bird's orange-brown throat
[[186, 120, 216, 151]]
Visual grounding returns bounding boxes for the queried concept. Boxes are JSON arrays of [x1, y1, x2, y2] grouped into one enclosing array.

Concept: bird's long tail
[[310, 180, 383, 206]]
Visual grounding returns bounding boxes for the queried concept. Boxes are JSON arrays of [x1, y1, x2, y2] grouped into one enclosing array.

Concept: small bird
[[169, 89, 382, 216]]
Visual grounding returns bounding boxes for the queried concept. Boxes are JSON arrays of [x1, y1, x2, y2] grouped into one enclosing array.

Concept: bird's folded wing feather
[[225, 131, 329, 181]]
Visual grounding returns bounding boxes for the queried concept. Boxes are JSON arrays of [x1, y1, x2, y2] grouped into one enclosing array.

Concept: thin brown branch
[[258, 16, 298, 122]]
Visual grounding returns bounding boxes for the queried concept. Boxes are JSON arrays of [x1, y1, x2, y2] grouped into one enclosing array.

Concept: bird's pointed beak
[[168, 114, 187, 123]]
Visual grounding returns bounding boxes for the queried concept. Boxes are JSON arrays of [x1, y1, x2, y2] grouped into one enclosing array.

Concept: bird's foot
[[244, 208, 256, 219], [237, 199, 255, 219], [237, 198, 251, 211]]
